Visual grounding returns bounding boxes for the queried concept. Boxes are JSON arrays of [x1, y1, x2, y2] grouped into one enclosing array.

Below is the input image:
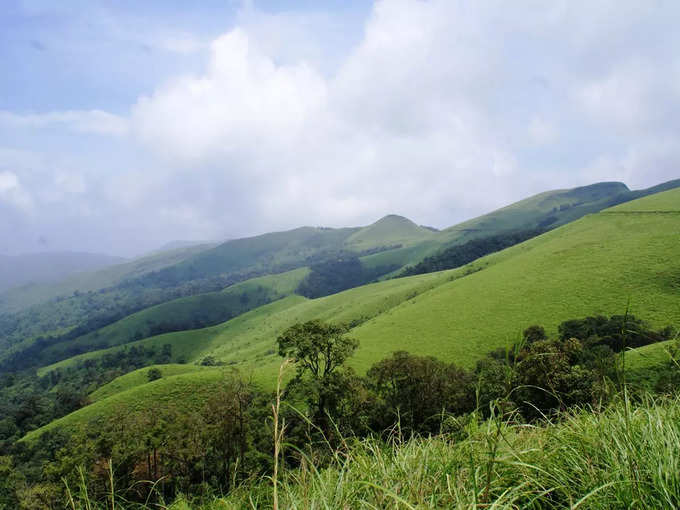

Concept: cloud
[[3, 0, 680, 255], [132, 28, 327, 162], [0, 171, 19, 193], [0, 110, 129, 136], [0, 170, 33, 212], [528, 117, 558, 146]]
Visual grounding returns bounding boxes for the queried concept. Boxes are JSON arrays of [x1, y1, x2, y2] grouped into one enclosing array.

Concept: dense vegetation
[[0, 313, 675, 508], [0, 343, 173, 441], [399, 227, 545, 276], [296, 253, 399, 298]]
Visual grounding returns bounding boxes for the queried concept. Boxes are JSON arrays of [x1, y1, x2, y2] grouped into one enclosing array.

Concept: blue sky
[[1, 1, 679, 256]]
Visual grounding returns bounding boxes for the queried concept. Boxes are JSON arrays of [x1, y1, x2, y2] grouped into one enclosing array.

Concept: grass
[[345, 214, 436, 250], [23, 368, 228, 441], [624, 339, 676, 389], [38, 295, 310, 375], [608, 186, 680, 212], [351, 200, 680, 369], [89, 364, 213, 402], [55, 394, 680, 509], [205, 394, 680, 509]]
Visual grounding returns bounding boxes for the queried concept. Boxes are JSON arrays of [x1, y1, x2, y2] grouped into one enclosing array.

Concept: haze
[[1, 0, 679, 256]]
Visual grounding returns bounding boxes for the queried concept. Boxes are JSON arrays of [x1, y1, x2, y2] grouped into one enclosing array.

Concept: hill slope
[[351, 190, 680, 367], [25, 187, 680, 439]]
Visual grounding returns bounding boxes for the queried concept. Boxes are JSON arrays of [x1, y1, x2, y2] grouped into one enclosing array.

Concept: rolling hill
[[13, 180, 680, 374], [24, 186, 680, 440]]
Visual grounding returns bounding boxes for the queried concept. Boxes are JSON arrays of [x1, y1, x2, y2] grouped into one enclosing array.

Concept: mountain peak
[[345, 214, 433, 249], [373, 214, 415, 225]]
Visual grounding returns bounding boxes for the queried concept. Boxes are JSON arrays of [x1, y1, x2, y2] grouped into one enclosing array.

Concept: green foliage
[[296, 254, 399, 298], [278, 320, 359, 434], [146, 368, 162, 382], [367, 351, 475, 434], [278, 321, 358, 380], [215, 395, 680, 509], [400, 227, 545, 276], [522, 324, 547, 343]]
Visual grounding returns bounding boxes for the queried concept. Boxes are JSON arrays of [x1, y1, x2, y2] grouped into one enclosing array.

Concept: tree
[[367, 351, 474, 434], [147, 368, 163, 382], [277, 320, 358, 434], [523, 325, 547, 344]]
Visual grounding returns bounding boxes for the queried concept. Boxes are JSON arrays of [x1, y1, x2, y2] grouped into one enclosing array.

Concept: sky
[[1, 0, 679, 257]]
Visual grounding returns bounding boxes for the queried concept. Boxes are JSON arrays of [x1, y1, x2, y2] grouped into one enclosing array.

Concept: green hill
[[89, 364, 214, 402], [351, 192, 680, 367], [24, 187, 680, 440], [345, 214, 435, 250], [28, 268, 309, 368]]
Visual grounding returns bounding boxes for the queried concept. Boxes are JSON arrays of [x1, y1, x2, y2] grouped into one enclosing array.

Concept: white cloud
[[3, 0, 680, 255], [132, 28, 327, 163], [0, 171, 19, 193], [0, 171, 34, 212], [54, 171, 87, 194], [528, 116, 558, 146], [0, 110, 129, 136]]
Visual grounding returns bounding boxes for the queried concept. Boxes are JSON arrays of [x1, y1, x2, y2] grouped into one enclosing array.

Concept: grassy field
[[608, 186, 680, 212], [89, 364, 215, 402], [351, 199, 680, 369], [23, 369, 231, 441]]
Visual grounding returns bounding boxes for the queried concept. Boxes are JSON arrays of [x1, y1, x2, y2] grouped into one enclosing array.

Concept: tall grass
[[60, 394, 680, 509], [206, 394, 680, 509]]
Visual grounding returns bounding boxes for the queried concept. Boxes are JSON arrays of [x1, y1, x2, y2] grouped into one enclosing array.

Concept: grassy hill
[[345, 214, 435, 250], [89, 363, 214, 402], [351, 196, 679, 367], [29, 268, 309, 368], [24, 187, 680, 440]]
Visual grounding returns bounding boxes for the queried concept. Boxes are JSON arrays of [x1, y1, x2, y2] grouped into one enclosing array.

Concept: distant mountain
[[152, 240, 220, 253], [0, 243, 218, 314], [0, 252, 125, 293]]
